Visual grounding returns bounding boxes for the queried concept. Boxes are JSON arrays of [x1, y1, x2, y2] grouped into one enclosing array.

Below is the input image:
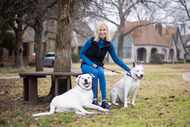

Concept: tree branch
[[89, 12, 119, 26], [178, 0, 190, 20], [123, 22, 155, 36]]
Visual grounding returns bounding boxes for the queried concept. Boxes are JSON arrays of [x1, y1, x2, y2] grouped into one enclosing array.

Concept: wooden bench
[[53, 72, 81, 96], [19, 71, 81, 103]]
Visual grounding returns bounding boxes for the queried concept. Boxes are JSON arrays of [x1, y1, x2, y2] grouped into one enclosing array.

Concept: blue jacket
[[80, 37, 130, 72]]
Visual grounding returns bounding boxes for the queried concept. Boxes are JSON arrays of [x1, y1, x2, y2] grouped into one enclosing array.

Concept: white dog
[[110, 63, 144, 108], [33, 73, 108, 117]]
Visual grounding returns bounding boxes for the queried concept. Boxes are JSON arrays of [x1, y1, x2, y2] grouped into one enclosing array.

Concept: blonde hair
[[94, 22, 111, 42]]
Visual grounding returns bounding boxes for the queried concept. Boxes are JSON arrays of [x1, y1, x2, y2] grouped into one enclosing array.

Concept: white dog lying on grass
[[110, 63, 144, 108], [33, 73, 108, 117]]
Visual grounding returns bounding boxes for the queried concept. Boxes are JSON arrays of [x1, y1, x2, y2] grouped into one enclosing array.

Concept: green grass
[[0, 66, 35, 76], [0, 64, 190, 127], [64, 96, 190, 127]]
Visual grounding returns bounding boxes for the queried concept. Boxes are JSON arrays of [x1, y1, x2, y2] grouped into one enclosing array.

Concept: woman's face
[[98, 25, 107, 39]]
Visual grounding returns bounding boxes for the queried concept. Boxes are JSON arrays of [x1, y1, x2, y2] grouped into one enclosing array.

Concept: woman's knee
[[81, 64, 98, 77]]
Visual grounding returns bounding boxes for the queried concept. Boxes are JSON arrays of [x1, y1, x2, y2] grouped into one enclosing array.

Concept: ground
[[0, 64, 190, 127]]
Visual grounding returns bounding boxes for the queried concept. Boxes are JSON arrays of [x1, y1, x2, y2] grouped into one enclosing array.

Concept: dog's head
[[130, 63, 144, 80], [76, 73, 93, 90]]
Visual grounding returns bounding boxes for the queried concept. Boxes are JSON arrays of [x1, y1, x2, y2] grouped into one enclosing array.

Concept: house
[[43, 18, 93, 54], [113, 21, 177, 63], [22, 17, 93, 64], [173, 27, 190, 61]]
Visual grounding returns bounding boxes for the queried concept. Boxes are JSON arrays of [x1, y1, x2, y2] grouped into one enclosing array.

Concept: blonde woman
[[80, 22, 130, 109]]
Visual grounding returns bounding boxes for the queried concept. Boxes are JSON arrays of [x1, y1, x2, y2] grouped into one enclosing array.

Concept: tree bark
[[54, 0, 72, 72], [34, 22, 44, 72], [15, 16, 24, 69], [117, 19, 125, 58], [48, 0, 73, 99], [117, 32, 125, 58]]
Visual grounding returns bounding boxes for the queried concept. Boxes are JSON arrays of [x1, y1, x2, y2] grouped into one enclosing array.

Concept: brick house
[[113, 21, 177, 63]]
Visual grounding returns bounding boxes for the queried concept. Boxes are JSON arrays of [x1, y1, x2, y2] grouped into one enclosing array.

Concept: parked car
[[43, 52, 55, 67]]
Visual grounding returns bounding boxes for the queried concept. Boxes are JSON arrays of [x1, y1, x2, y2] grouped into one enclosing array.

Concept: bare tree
[[54, 0, 72, 72], [87, 0, 162, 57], [0, 0, 57, 69], [47, 0, 91, 99], [24, 0, 56, 71], [163, 0, 190, 62], [0, 0, 31, 68], [54, 0, 91, 72]]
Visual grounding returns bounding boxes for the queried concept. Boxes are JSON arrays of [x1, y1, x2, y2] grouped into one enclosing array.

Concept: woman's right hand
[[92, 63, 98, 68]]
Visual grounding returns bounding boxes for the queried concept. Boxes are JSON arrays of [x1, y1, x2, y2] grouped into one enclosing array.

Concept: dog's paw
[[124, 103, 128, 108], [75, 111, 86, 116], [104, 109, 110, 112], [100, 108, 109, 112], [112, 102, 119, 106], [131, 103, 136, 106]]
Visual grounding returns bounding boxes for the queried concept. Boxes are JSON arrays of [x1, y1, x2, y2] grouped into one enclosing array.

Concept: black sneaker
[[92, 100, 99, 106], [101, 101, 110, 109]]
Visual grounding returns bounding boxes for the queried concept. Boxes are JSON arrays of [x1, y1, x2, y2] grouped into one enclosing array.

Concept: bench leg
[[23, 77, 38, 103], [54, 76, 71, 96], [23, 78, 29, 101], [28, 77, 38, 103]]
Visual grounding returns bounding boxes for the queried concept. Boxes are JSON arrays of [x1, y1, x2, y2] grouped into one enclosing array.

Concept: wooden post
[[23, 77, 38, 103], [54, 76, 71, 96], [28, 77, 38, 103]]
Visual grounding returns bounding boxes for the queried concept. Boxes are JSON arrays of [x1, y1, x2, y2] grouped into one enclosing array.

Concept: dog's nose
[[84, 79, 88, 83], [140, 75, 143, 78]]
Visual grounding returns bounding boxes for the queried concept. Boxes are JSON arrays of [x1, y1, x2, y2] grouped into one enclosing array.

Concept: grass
[[0, 64, 190, 127], [0, 66, 35, 77]]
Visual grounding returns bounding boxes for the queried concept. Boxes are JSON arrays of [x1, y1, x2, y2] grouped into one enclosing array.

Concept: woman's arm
[[80, 38, 95, 66], [108, 43, 130, 72]]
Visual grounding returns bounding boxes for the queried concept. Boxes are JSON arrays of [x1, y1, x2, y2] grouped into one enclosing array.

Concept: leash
[[103, 66, 136, 80], [103, 67, 123, 74]]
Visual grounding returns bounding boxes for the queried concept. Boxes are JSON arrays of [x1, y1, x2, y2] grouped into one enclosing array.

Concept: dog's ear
[[76, 75, 81, 83], [133, 62, 136, 67]]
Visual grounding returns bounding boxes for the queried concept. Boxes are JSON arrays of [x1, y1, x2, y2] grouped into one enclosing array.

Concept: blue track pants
[[81, 64, 106, 101]]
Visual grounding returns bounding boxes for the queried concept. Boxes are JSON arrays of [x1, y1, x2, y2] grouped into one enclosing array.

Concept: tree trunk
[[54, 0, 72, 72], [48, 0, 73, 98], [173, 30, 181, 61], [117, 32, 125, 58], [34, 22, 44, 72], [117, 19, 125, 58], [15, 18, 24, 69]]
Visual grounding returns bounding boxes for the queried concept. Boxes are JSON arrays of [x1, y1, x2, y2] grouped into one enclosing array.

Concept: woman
[[80, 22, 130, 109]]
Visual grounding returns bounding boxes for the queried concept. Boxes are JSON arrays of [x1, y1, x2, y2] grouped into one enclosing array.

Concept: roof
[[123, 21, 176, 47]]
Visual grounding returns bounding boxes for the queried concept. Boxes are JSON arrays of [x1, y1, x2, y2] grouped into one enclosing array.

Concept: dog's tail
[[32, 103, 55, 117]]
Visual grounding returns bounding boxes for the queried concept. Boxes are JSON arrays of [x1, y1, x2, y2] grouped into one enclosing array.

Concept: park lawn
[[0, 64, 190, 127]]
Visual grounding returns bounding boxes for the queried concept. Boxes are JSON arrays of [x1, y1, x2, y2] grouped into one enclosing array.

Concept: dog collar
[[126, 73, 137, 80]]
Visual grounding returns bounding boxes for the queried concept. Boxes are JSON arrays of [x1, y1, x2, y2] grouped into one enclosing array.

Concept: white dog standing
[[33, 73, 108, 117], [110, 63, 144, 108]]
